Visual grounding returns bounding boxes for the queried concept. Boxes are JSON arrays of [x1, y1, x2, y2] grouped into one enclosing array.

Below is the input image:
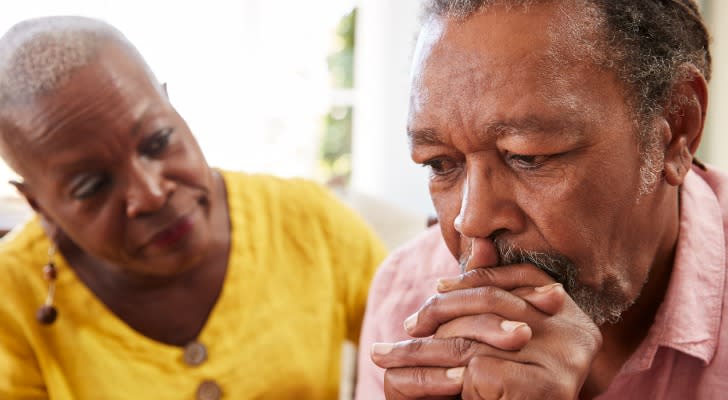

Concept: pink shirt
[[356, 166, 728, 399]]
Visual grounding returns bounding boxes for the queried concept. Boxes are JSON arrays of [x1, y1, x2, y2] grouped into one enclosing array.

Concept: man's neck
[[581, 192, 681, 398]]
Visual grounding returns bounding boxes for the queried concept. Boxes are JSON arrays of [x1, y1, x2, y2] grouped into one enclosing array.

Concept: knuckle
[[428, 293, 443, 308], [475, 285, 525, 311], [411, 367, 429, 387], [405, 338, 425, 353], [589, 325, 604, 350], [419, 294, 443, 321], [422, 293, 442, 312], [556, 331, 600, 377], [467, 266, 498, 283], [449, 337, 476, 361], [513, 368, 567, 400], [575, 318, 603, 355], [474, 285, 498, 300], [467, 354, 486, 370]]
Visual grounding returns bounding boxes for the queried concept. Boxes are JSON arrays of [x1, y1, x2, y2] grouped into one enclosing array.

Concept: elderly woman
[[0, 16, 386, 400]]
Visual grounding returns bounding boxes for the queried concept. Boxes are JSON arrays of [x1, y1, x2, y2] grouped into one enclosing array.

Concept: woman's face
[[11, 45, 219, 277]]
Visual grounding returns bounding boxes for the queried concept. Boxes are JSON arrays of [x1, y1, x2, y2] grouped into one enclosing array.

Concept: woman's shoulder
[[220, 169, 377, 246], [220, 169, 328, 196], [0, 217, 47, 271], [220, 169, 341, 215], [0, 218, 48, 312]]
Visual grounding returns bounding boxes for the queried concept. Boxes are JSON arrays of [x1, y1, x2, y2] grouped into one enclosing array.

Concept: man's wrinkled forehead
[[410, 6, 554, 109], [409, 2, 609, 125], [409, 16, 444, 117]]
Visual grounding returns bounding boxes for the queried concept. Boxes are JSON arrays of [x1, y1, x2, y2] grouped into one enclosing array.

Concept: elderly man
[[357, 0, 726, 399]]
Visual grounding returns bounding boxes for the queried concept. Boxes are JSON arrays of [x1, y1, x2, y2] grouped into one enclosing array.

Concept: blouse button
[[183, 341, 208, 367], [196, 380, 222, 400]]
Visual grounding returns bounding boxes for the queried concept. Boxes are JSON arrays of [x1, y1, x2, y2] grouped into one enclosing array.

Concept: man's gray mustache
[[458, 239, 578, 293]]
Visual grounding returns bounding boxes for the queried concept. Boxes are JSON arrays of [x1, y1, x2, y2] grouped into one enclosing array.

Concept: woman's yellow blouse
[[0, 170, 387, 399]]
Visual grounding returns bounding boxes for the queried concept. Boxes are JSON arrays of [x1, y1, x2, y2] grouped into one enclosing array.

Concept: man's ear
[[662, 64, 709, 187]]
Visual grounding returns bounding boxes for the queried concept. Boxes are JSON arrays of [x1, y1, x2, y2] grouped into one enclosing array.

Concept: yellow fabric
[[0, 170, 387, 400]]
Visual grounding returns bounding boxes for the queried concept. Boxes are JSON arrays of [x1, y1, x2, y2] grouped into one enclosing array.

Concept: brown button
[[196, 380, 222, 400], [183, 341, 207, 367]]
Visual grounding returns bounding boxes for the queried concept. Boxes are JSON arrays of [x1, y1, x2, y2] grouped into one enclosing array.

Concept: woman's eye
[[142, 128, 173, 156], [71, 174, 108, 199]]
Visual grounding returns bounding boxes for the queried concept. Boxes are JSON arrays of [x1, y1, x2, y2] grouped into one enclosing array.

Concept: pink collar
[[622, 168, 726, 374]]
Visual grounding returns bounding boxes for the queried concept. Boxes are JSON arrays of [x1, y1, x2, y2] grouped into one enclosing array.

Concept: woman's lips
[[149, 215, 194, 248]]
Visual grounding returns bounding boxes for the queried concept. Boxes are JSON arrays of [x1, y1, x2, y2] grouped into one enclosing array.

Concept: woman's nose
[[125, 160, 174, 218]]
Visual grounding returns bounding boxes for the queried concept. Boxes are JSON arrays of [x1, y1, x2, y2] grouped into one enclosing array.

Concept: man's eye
[[141, 128, 173, 156], [423, 158, 460, 177], [506, 153, 550, 170], [71, 175, 108, 199]]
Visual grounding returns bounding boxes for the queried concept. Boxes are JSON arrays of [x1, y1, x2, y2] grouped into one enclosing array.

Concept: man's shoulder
[[694, 165, 728, 209]]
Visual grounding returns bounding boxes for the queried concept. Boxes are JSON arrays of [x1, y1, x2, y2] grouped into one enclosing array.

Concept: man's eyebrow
[[407, 128, 443, 146], [408, 116, 584, 146], [485, 116, 583, 138]]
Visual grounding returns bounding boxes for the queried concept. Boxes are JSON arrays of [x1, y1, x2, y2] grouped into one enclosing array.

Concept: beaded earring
[[36, 244, 58, 325]]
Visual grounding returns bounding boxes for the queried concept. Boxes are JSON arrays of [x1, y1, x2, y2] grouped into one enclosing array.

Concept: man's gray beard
[[460, 239, 635, 325]]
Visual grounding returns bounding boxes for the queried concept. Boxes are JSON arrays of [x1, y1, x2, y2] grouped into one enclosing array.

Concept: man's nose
[[453, 164, 526, 240], [125, 159, 175, 218]]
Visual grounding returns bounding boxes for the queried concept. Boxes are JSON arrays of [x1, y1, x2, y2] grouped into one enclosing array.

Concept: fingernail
[[404, 312, 418, 332], [371, 342, 394, 355], [535, 282, 563, 293], [446, 366, 466, 382], [500, 320, 527, 332]]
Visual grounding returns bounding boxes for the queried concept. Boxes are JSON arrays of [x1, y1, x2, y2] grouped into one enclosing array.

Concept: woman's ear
[[10, 179, 40, 212], [9, 179, 60, 239], [663, 65, 709, 186]]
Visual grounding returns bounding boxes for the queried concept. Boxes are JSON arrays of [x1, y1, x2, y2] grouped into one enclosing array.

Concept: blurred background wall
[[702, 0, 728, 168]]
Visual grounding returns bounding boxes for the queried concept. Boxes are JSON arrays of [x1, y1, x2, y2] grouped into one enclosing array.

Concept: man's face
[[408, 4, 674, 324], [11, 44, 218, 277]]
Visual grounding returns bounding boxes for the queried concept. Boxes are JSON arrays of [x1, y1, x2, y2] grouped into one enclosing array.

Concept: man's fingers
[[512, 283, 567, 315], [372, 338, 482, 369], [404, 286, 541, 337], [437, 264, 555, 293], [433, 314, 532, 351], [383, 366, 464, 399]]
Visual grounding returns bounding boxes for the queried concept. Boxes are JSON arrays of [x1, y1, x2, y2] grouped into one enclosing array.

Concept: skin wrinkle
[[424, 0, 710, 195], [376, 3, 708, 397], [409, 3, 685, 328], [0, 15, 234, 347], [457, 225, 634, 326], [0, 17, 160, 174], [408, 17, 444, 118]]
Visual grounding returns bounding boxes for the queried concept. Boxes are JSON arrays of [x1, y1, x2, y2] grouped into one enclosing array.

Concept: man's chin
[[570, 283, 636, 326]]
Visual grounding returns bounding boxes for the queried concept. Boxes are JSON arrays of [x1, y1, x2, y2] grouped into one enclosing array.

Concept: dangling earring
[[36, 244, 58, 325]]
